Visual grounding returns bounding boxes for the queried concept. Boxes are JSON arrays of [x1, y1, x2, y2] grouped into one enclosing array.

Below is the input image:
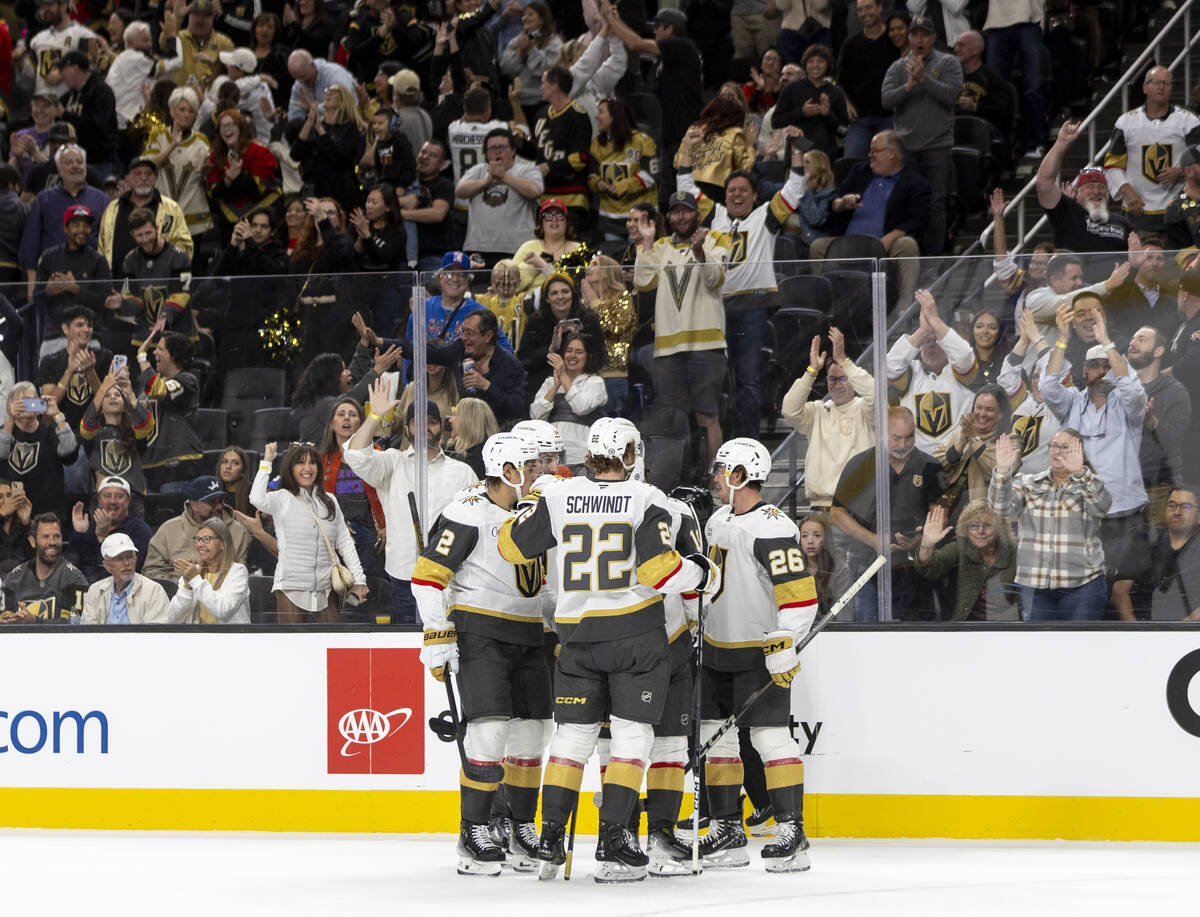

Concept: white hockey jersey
[[499, 475, 702, 644], [30, 23, 96, 96], [887, 328, 977, 453], [1104, 105, 1200, 214], [633, 234, 729, 356], [703, 501, 818, 672], [411, 485, 545, 645], [663, 495, 704, 645], [677, 165, 803, 297], [447, 117, 510, 207]]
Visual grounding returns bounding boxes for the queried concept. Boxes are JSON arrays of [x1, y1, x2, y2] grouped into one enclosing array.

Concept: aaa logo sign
[[326, 648, 424, 774]]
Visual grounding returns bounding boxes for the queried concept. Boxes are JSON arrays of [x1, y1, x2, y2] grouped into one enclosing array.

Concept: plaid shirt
[[988, 467, 1112, 589]]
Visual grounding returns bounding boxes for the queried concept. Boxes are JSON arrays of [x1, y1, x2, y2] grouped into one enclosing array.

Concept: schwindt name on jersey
[[565, 494, 633, 514]]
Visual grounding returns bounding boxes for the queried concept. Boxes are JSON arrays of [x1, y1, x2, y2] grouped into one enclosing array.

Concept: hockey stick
[[563, 798, 579, 881], [409, 491, 504, 784], [685, 555, 886, 775], [691, 589, 703, 874]]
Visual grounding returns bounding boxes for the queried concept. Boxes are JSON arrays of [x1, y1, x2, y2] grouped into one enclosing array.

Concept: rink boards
[[2, 629, 1200, 840]]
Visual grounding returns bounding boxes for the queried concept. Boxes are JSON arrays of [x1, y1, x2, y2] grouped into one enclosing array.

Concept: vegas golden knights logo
[[514, 558, 542, 598], [1012, 414, 1044, 457], [913, 392, 953, 439], [8, 441, 39, 475], [101, 439, 133, 476], [727, 230, 749, 265], [68, 372, 91, 406], [665, 263, 695, 309], [146, 400, 160, 446], [1143, 142, 1172, 183], [706, 545, 729, 603]]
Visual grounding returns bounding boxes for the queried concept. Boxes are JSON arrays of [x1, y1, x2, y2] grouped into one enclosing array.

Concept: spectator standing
[[966, 307, 1008, 389], [990, 429, 1111, 620], [38, 306, 111, 438], [387, 69, 435, 157], [98, 157, 194, 274], [529, 332, 607, 468], [365, 106, 418, 190], [250, 12, 291, 107], [731, 0, 784, 60], [318, 396, 386, 577], [349, 184, 408, 335], [106, 20, 184, 130], [168, 0, 235, 90], [251, 441, 367, 622], [1163, 145, 1200, 254], [7, 92, 62, 186], [1103, 67, 1200, 231], [953, 29, 1014, 149], [781, 328, 875, 510], [998, 309, 1062, 476], [588, 98, 658, 241], [879, 15, 961, 255], [144, 87, 215, 244], [772, 45, 848, 158], [887, 289, 976, 453], [632, 191, 730, 463], [167, 517, 251, 623], [344, 386, 476, 624], [1149, 485, 1200, 621], [281, 0, 336, 60], [1, 513, 87, 623], [672, 94, 756, 207], [403, 251, 514, 359], [291, 348, 386, 446], [135, 329, 204, 490], [776, 0, 832, 64], [499, 2, 562, 125], [982, 0, 1046, 154], [113, 207, 195, 351], [529, 65, 593, 229], [446, 88, 509, 225], [206, 108, 281, 243], [477, 261, 527, 351], [66, 472, 153, 569], [80, 532, 170, 624], [580, 254, 637, 416], [443, 397, 499, 477], [26, 0, 96, 97], [420, 309, 530, 427], [914, 500, 1020, 621], [285, 48, 354, 121], [0, 383, 76, 518], [1106, 237, 1175, 340], [457, 128, 543, 266], [33, 205, 112, 346], [1022, 253, 1127, 360], [79, 366, 154, 496], [564, 19, 628, 127], [290, 82, 366, 215], [836, 0, 899, 160], [289, 196, 357, 362], [143, 474, 251, 579], [1043, 302, 1148, 620], [934, 383, 1013, 508], [398, 139, 455, 272], [1169, 267, 1200, 485]]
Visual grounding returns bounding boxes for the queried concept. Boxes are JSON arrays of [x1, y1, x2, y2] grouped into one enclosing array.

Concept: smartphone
[[10, 482, 23, 496], [112, 354, 128, 373], [21, 398, 47, 413]]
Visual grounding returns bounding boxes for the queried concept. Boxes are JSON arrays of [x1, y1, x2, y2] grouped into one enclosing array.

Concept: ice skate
[[593, 819, 648, 883], [456, 820, 505, 876], [697, 816, 750, 868], [536, 820, 566, 881], [646, 822, 698, 877], [761, 819, 811, 873], [746, 804, 775, 837], [674, 813, 709, 843], [505, 818, 540, 873]]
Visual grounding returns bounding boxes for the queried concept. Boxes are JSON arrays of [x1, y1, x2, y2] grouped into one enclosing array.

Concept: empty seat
[[195, 409, 229, 449], [143, 491, 182, 528], [220, 368, 289, 441], [248, 407, 300, 453]]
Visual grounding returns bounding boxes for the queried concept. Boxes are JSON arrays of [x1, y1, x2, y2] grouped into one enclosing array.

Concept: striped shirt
[[988, 467, 1112, 589]]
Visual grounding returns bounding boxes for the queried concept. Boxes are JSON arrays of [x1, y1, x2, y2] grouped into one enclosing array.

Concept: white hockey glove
[[762, 629, 801, 688], [421, 628, 459, 682], [686, 552, 722, 597]]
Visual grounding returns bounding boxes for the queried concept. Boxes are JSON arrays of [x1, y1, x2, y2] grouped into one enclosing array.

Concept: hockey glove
[[421, 628, 459, 682], [686, 552, 722, 597], [762, 629, 801, 688]]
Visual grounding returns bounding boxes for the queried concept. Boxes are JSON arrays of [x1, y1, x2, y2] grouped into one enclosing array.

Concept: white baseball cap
[[219, 48, 257, 73], [97, 475, 131, 495], [1084, 344, 1111, 362], [101, 533, 137, 558]]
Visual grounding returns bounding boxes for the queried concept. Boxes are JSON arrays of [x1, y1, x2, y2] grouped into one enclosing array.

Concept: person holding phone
[[0, 381, 78, 519]]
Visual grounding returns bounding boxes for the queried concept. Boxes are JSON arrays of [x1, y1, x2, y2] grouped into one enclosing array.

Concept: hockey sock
[[763, 759, 805, 823], [599, 755, 644, 826], [501, 755, 543, 822], [739, 728, 771, 812], [460, 770, 501, 824], [645, 764, 684, 827], [704, 756, 744, 819], [540, 756, 585, 825]]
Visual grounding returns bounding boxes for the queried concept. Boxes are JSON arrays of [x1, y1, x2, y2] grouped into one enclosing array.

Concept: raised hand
[[372, 344, 402, 374], [995, 432, 1017, 474], [1054, 300, 1073, 340], [808, 334, 827, 372], [829, 326, 846, 364], [367, 376, 401, 419], [71, 501, 89, 534], [921, 505, 951, 548], [1018, 305, 1038, 343], [1056, 120, 1081, 147], [989, 187, 1006, 220], [1063, 437, 1085, 474], [263, 441, 278, 463]]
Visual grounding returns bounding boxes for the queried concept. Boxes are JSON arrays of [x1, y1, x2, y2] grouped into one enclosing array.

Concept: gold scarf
[[196, 571, 220, 625]]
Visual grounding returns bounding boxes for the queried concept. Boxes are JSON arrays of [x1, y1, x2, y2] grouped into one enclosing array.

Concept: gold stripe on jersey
[[449, 603, 544, 623], [636, 551, 683, 589], [668, 622, 691, 644], [460, 768, 501, 792], [654, 327, 727, 351], [553, 594, 660, 625], [411, 556, 453, 589], [703, 634, 764, 650], [775, 578, 819, 610]]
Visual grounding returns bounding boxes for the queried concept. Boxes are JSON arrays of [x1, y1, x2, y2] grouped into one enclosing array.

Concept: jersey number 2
[[562, 522, 633, 592]]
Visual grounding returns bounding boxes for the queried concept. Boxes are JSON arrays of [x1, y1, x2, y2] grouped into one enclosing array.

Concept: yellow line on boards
[[2, 789, 1200, 841]]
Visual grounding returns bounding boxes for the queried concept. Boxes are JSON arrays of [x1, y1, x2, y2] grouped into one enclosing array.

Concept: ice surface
[[5, 830, 1199, 916]]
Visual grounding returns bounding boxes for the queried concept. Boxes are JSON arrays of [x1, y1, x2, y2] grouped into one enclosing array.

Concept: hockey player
[[511, 419, 571, 478], [411, 431, 551, 877], [699, 437, 819, 873], [498, 417, 721, 882]]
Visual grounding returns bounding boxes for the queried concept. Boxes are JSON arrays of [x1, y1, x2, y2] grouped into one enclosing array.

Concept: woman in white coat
[[168, 517, 251, 624], [251, 441, 367, 623]]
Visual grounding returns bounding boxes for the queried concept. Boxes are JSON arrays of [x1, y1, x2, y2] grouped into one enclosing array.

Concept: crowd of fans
[[0, 0, 1196, 626]]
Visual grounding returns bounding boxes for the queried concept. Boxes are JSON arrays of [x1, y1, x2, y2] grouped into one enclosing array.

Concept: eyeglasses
[[867, 147, 889, 156], [827, 375, 849, 385], [288, 441, 316, 448], [485, 144, 510, 154], [1047, 443, 1074, 452], [1167, 501, 1197, 513], [966, 522, 995, 532], [458, 326, 481, 338], [192, 535, 216, 544], [1145, 78, 1171, 86], [541, 212, 567, 222]]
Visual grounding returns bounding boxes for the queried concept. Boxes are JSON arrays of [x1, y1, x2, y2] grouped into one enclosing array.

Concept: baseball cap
[[406, 400, 442, 422], [63, 205, 94, 226], [97, 475, 131, 495], [1084, 344, 1111, 363], [189, 0, 216, 13], [538, 198, 567, 219], [1181, 145, 1200, 168], [440, 250, 470, 270], [1075, 166, 1107, 188], [1179, 266, 1200, 295], [47, 121, 76, 143], [908, 15, 936, 34], [390, 68, 422, 97], [219, 48, 257, 73], [59, 49, 90, 70], [667, 190, 699, 212], [652, 8, 688, 33], [100, 533, 138, 559], [32, 90, 60, 104], [125, 156, 157, 174], [103, 174, 120, 188], [182, 476, 229, 502]]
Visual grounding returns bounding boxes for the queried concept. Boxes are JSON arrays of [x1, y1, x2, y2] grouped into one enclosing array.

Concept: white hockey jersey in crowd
[[887, 327, 977, 453], [447, 116, 509, 207], [1104, 105, 1200, 214], [30, 22, 97, 96]]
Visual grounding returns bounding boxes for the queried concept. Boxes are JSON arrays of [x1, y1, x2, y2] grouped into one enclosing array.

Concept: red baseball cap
[[63, 204, 93, 227], [1075, 166, 1107, 188], [538, 198, 567, 219]]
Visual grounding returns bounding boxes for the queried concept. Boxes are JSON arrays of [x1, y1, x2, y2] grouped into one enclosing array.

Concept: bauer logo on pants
[[326, 648, 424, 774]]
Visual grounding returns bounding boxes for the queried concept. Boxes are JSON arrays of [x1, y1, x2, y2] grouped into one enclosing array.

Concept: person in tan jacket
[[142, 475, 251, 580], [81, 533, 170, 624]]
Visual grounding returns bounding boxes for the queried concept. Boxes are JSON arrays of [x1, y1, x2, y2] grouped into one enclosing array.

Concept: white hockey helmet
[[587, 416, 641, 472], [711, 437, 772, 487], [482, 432, 541, 480], [610, 417, 645, 480], [511, 419, 565, 456]]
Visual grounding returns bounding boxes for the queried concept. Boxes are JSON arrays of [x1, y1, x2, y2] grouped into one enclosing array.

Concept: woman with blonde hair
[[144, 86, 214, 241], [580, 254, 636, 416], [443, 397, 499, 479], [290, 82, 367, 215], [395, 365, 462, 443], [914, 500, 1019, 622], [168, 517, 252, 624], [791, 148, 836, 253]]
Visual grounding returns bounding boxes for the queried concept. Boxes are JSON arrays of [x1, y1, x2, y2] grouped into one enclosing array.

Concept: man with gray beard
[[1036, 120, 1137, 283]]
